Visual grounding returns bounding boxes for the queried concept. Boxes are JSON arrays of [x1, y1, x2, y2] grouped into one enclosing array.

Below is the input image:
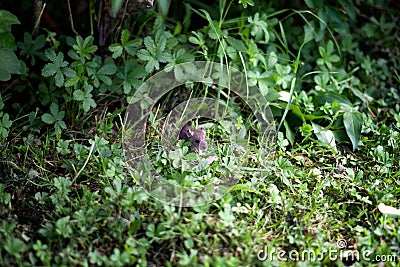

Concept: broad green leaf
[[4, 237, 25, 257], [111, 0, 124, 17], [0, 48, 20, 81], [284, 120, 295, 146], [343, 111, 363, 151], [312, 122, 337, 152], [0, 9, 21, 29], [313, 92, 352, 110], [0, 32, 16, 50], [290, 105, 326, 122]]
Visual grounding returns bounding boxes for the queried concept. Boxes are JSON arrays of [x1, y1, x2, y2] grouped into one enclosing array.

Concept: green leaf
[[229, 184, 261, 194], [0, 112, 12, 138], [0, 10, 20, 31], [121, 29, 130, 44], [238, 0, 254, 8], [73, 36, 97, 59], [143, 36, 156, 51], [0, 48, 21, 81], [4, 237, 25, 257], [41, 113, 55, 124], [313, 92, 353, 110], [0, 32, 17, 50], [109, 43, 123, 58], [290, 105, 326, 121], [65, 76, 80, 87], [283, 120, 295, 146], [312, 122, 337, 152], [50, 103, 62, 118], [42, 63, 57, 77], [73, 83, 96, 112], [343, 111, 363, 151], [0, 94, 4, 110], [111, 0, 124, 17], [124, 39, 141, 55], [225, 36, 246, 52], [97, 64, 117, 75], [73, 90, 85, 101]]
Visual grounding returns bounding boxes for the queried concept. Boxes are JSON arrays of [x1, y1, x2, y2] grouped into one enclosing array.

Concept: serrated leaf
[[54, 71, 64, 87], [121, 29, 130, 44], [49, 103, 59, 116], [343, 111, 363, 151], [268, 52, 278, 67], [1, 113, 11, 128], [57, 120, 67, 130], [73, 90, 85, 101], [82, 97, 96, 112], [63, 68, 76, 78], [98, 75, 112, 86], [145, 59, 158, 73], [157, 52, 172, 63], [137, 49, 152, 61], [124, 39, 142, 55], [97, 64, 117, 75], [174, 48, 195, 63], [143, 37, 155, 51], [65, 76, 79, 87], [225, 36, 246, 52], [41, 113, 55, 124], [156, 34, 167, 52], [109, 44, 123, 58], [41, 63, 57, 77]]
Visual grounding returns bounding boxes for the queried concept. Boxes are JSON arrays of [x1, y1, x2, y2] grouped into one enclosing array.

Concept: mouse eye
[[195, 139, 200, 144]]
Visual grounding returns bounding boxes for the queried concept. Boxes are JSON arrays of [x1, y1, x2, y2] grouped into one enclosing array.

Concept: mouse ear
[[200, 128, 206, 134]]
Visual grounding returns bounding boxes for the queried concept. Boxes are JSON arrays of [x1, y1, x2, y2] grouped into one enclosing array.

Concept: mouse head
[[179, 125, 208, 154]]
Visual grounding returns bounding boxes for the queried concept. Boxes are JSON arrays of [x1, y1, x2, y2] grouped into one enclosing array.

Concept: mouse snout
[[199, 140, 208, 151]]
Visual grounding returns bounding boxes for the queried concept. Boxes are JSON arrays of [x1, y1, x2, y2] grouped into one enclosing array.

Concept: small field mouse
[[179, 125, 208, 154]]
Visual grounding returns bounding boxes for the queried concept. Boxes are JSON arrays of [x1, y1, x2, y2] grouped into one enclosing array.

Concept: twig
[[67, 0, 78, 35], [32, 1, 46, 35]]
